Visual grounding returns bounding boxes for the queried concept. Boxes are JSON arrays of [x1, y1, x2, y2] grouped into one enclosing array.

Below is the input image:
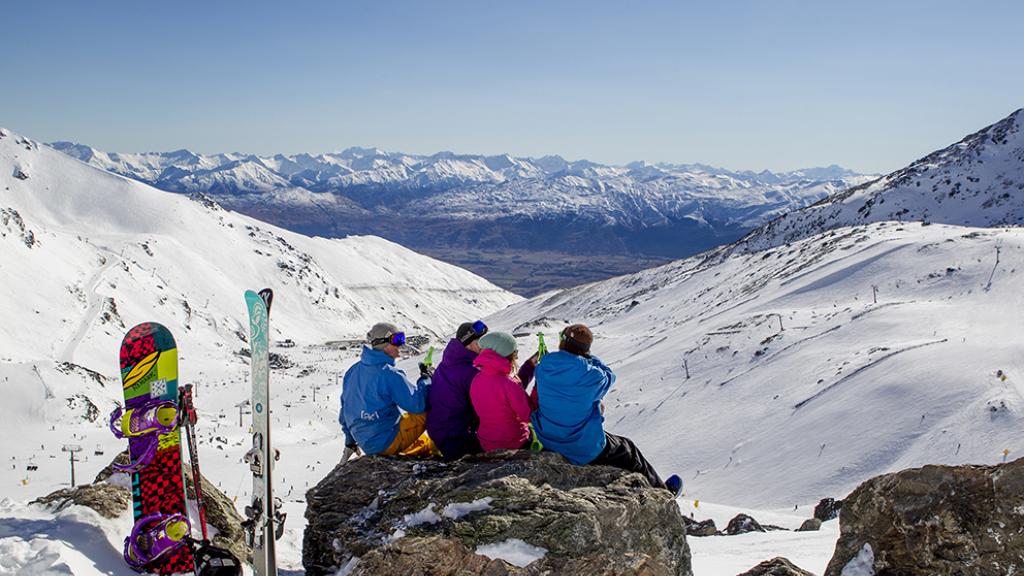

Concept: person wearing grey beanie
[[339, 322, 434, 460]]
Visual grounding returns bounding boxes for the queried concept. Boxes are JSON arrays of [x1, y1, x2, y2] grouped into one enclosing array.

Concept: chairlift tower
[[61, 444, 82, 487]]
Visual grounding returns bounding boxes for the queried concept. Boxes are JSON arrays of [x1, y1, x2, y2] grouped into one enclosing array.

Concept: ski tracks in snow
[[58, 253, 120, 364], [792, 338, 949, 410]]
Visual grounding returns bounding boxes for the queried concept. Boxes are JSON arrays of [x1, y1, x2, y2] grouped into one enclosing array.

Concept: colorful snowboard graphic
[[119, 322, 194, 574], [244, 289, 280, 576]]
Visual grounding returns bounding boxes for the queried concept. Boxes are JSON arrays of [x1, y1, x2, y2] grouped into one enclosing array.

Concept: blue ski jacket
[[531, 350, 614, 465], [339, 346, 430, 455]]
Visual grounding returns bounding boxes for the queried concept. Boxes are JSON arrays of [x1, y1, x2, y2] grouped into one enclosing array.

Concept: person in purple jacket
[[427, 320, 538, 460], [426, 321, 489, 460]]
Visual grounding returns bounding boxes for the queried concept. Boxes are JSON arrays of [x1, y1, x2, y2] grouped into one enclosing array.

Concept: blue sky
[[2, 0, 1022, 173]]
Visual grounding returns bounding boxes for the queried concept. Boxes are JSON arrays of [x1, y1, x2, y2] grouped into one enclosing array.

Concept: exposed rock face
[[725, 514, 765, 535], [813, 497, 843, 522], [825, 458, 1024, 575], [31, 482, 131, 519], [736, 557, 815, 576], [303, 450, 692, 576], [796, 518, 822, 532]]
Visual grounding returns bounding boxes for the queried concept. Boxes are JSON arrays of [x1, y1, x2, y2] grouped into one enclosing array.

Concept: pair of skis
[[242, 289, 285, 576]]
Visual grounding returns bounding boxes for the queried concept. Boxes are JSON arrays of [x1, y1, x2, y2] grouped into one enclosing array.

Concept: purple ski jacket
[[426, 339, 482, 460]]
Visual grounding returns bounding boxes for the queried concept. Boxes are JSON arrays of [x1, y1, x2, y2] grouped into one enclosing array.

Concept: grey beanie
[[367, 322, 399, 350], [478, 332, 518, 358]]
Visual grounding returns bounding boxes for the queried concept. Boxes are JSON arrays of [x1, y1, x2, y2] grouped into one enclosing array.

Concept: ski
[[114, 322, 194, 575], [243, 289, 283, 576]]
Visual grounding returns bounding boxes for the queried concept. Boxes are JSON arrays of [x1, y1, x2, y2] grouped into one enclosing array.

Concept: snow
[[475, 538, 547, 567], [491, 220, 1024, 508], [0, 499, 132, 576], [840, 543, 875, 576], [402, 504, 441, 527], [441, 497, 493, 519], [680, 501, 839, 574]]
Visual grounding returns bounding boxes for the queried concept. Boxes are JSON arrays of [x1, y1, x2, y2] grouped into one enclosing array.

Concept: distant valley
[[50, 141, 872, 295]]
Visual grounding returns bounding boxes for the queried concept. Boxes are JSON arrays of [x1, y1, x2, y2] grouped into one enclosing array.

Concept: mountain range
[[49, 141, 873, 295]]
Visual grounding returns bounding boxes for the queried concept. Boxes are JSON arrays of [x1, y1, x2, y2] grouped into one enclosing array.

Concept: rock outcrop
[[682, 516, 718, 537], [736, 557, 815, 576], [796, 518, 822, 532], [825, 457, 1024, 575], [36, 452, 249, 563], [813, 497, 842, 522], [303, 450, 692, 576], [31, 482, 131, 519], [725, 513, 765, 535]]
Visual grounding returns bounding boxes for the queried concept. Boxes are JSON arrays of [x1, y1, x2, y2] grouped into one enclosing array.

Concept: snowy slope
[[0, 124, 518, 493], [488, 220, 1024, 507], [736, 109, 1024, 252], [482, 109, 1024, 509]]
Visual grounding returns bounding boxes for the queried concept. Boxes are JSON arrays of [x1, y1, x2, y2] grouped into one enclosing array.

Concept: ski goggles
[[372, 331, 406, 347], [459, 320, 488, 344]]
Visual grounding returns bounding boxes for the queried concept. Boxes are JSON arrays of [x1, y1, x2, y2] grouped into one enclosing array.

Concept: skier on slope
[[470, 331, 539, 452], [531, 324, 683, 496], [426, 321, 538, 460], [339, 322, 434, 459]]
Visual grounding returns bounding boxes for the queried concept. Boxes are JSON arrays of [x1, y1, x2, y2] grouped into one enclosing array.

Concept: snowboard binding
[[109, 398, 180, 473], [110, 399, 180, 439], [123, 512, 191, 571]]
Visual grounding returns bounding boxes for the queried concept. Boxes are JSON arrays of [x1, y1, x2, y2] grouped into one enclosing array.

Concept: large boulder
[[303, 450, 692, 576], [825, 458, 1024, 575]]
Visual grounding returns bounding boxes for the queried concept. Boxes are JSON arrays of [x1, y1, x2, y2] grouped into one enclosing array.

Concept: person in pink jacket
[[470, 331, 537, 452]]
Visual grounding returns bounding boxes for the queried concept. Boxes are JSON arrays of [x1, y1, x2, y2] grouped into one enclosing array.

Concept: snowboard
[[243, 289, 280, 576], [119, 322, 194, 575]]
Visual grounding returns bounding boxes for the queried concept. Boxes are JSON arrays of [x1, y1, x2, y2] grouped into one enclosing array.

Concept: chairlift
[[26, 465, 38, 472]]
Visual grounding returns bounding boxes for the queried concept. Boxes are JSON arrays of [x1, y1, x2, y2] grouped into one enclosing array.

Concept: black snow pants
[[589, 432, 666, 490]]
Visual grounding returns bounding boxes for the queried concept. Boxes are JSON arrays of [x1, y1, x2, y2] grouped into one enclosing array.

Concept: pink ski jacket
[[470, 349, 536, 452]]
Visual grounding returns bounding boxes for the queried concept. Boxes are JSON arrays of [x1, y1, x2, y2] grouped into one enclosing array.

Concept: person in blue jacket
[[531, 324, 682, 496], [339, 322, 433, 458]]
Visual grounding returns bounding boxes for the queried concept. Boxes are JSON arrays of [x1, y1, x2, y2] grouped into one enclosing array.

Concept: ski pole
[[180, 385, 209, 542]]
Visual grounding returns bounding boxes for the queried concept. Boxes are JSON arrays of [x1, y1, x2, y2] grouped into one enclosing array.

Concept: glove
[[419, 362, 434, 379]]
